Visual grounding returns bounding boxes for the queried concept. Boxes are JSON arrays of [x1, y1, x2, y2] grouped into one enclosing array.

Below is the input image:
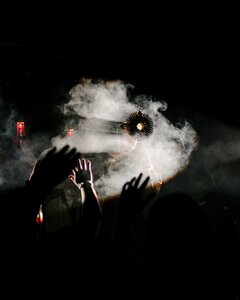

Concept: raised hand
[[27, 145, 80, 193], [119, 173, 155, 222], [69, 158, 101, 235], [69, 158, 93, 188], [114, 174, 155, 266]]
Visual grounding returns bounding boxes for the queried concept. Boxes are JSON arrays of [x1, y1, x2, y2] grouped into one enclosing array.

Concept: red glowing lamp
[[36, 206, 44, 225], [16, 122, 25, 137], [66, 128, 74, 137]]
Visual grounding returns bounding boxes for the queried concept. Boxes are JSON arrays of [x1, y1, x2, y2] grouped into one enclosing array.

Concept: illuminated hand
[[69, 158, 93, 188]]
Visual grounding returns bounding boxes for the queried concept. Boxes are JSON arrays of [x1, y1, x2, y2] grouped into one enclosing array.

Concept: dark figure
[[147, 193, 213, 298], [2, 145, 79, 241], [1, 145, 80, 298], [108, 173, 155, 293], [69, 157, 102, 235], [39, 157, 102, 298], [148, 194, 210, 263]]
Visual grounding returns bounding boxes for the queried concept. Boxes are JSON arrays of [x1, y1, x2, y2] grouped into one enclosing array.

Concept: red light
[[66, 128, 74, 137], [36, 206, 44, 225], [16, 122, 25, 137]]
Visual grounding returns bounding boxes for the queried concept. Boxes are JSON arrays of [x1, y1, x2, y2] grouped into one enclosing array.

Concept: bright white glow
[[52, 80, 198, 199], [137, 123, 144, 130]]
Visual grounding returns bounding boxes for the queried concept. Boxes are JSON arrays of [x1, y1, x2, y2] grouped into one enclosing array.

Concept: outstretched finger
[[57, 145, 70, 156], [87, 160, 92, 171], [78, 159, 83, 170], [82, 158, 87, 170], [129, 177, 136, 187], [45, 147, 57, 159], [122, 182, 130, 192], [66, 147, 77, 159], [134, 173, 143, 189], [139, 176, 150, 192]]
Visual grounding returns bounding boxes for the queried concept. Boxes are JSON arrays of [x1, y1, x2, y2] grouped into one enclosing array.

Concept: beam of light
[[140, 139, 163, 192], [52, 80, 198, 199]]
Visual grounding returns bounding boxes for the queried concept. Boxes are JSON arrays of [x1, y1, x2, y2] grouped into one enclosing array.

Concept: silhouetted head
[[148, 193, 211, 266]]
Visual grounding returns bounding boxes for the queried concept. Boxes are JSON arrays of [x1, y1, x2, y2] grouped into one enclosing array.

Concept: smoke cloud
[[0, 93, 50, 192], [200, 120, 240, 197], [1, 80, 240, 204], [52, 79, 198, 199]]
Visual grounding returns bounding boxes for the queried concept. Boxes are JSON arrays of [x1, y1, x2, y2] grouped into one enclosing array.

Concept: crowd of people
[[0, 145, 239, 299]]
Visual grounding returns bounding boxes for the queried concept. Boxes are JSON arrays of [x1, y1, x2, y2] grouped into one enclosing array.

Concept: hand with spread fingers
[[114, 173, 156, 272], [119, 173, 156, 223], [27, 145, 80, 194], [69, 158, 102, 235], [5, 145, 80, 241], [69, 158, 93, 188]]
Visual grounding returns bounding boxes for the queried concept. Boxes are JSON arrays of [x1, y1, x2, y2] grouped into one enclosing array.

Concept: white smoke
[[0, 94, 50, 191], [200, 120, 240, 196], [52, 79, 198, 199], [1, 80, 240, 203]]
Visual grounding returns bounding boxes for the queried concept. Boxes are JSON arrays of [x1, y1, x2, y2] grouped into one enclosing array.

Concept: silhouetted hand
[[114, 173, 155, 270], [27, 145, 80, 194], [69, 158, 93, 188], [119, 173, 154, 223]]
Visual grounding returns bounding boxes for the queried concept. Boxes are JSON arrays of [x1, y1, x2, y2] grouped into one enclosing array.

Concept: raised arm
[[69, 158, 102, 236], [2, 145, 80, 243]]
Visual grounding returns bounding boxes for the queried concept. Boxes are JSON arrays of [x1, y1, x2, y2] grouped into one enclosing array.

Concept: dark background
[[0, 5, 240, 298], [0, 3, 238, 135]]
